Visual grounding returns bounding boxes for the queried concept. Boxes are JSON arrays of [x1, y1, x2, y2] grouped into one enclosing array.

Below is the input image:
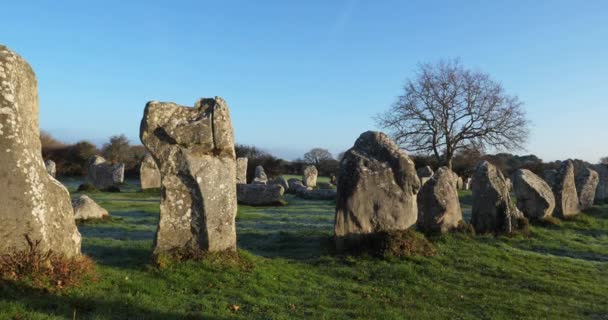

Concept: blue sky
[[2, 0, 606, 162]]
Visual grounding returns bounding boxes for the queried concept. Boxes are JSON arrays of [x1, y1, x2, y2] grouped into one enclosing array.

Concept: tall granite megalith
[[0, 45, 81, 257], [140, 97, 237, 254]]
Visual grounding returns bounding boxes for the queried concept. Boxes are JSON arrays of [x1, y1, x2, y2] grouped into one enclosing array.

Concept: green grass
[[0, 183, 606, 319]]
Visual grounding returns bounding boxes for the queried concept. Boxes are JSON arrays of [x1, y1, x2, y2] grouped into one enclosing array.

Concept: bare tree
[[376, 59, 529, 169], [303, 148, 334, 165]]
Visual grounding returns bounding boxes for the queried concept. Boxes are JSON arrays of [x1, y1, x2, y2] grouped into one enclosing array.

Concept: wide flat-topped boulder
[[140, 97, 237, 254], [552, 160, 580, 218], [0, 45, 81, 257], [417, 167, 463, 234], [471, 161, 524, 233], [86, 155, 124, 190], [72, 195, 110, 220], [512, 169, 555, 221], [576, 167, 598, 211], [237, 184, 284, 206], [140, 153, 161, 190], [335, 131, 420, 250]]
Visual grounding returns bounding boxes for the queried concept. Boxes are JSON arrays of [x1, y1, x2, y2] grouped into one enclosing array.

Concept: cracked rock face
[[417, 167, 463, 234], [552, 160, 580, 218], [86, 155, 124, 190], [513, 169, 555, 221], [236, 157, 248, 184], [471, 161, 523, 234], [302, 165, 318, 187], [140, 97, 237, 254], [334, 131, 420, 251], [0, 45, 81, 257], [140, 153, 161, 190], [575, 167, 598, 211]]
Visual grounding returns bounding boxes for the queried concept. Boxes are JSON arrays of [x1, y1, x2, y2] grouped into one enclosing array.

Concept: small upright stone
[[552, 160, 580, 218], [417, 166, 434, 185], [252, 165, 268, 184], [464, 177, 472, 191], [45, 159, 56, 178], [456, 176, 464, 190], [303, 165, 318, 188], [417, 167, 463, 234], [236, 157, 248, 184], [471, 161, 523, 233], [335, 131, 420, 250], [576, 168, 599, 211], [0, 45, 81, 257], [512, 169, 555, 221], [86, 155, 125, 190], [140, 97, 237, 254], [139, 154, 161, 190]]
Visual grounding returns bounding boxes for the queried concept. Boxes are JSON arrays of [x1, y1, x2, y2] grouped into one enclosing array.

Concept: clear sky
[[2, 0, 606, 162]]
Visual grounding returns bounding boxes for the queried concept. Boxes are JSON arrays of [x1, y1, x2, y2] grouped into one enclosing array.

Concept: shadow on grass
[[519, 245, 608, 262], [82, 243, 152, 269], [79, 225, 155, 241], [238, 230, 333, 259], [0, 281, 231, 320]]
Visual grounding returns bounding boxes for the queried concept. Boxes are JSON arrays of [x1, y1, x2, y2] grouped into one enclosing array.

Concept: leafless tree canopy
[[303, 148, 334, 165], [376, 60, 529, 168]]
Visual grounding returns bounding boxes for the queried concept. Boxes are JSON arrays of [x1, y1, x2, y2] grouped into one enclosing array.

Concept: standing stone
[[140, 97, 237, 254], [552, 160, 580, 218], [417, 167, 463, 234], [303, 165, 318, 188], [464, 177, 472, 191], [236, 157, 248, 184], [456, 176, 464, 190], [417, 166, 434, 185], [72, 195, 110, 220], [86, 155, 125, 190], [252, 165, 268, 184], [139, 153, 161, 190], [471, 161, 524, 233], [335, 131, 420, 250], [45, 159, 56, 178], [512, 169, 555, 221], [269, 176, 289, 191], [330, 175, 337, 185], [237, 184, 284, 206], [0, 45, 81, 257], [505, 178, 513, 192], [576, 168, 599, 211], [592, 164, 608, 204]]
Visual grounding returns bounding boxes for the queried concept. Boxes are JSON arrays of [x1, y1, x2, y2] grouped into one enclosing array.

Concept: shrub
[[154, 247, 254, 271], [339, 229, 437, 258], [0, 235, 96, 290]]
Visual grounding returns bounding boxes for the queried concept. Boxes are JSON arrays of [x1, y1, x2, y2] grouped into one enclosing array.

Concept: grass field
[[0, 179, 607, 319]]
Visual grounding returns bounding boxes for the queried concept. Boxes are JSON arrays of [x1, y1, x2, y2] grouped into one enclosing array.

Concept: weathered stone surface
[[512, 169, 555, 220], [86, 155, 125, 190], [335, 131, 420, 250], [252, 165, 268, 184], [471, 161, 523, 233], [0, 45, 81, 257], [236, 157, 248, 184], [505, 178, 513, 192], [417, 167, 463, 234], [139, 153, 161, 190], [72, 195, 109, 220], [552, 160, 580, 218], [140, 97, 237, 254], [464, 177, 472, 191], [237, 184, 284, 205], [45, 159, 56, 178], [417, 166, 434, 185], [576, 168, 599, 211], [287, 178, 307, 194], [303, 165, 318, 187], [297, 188, 337, 200], [592, 164, 608, 204], [269, 176, 289, 191]]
